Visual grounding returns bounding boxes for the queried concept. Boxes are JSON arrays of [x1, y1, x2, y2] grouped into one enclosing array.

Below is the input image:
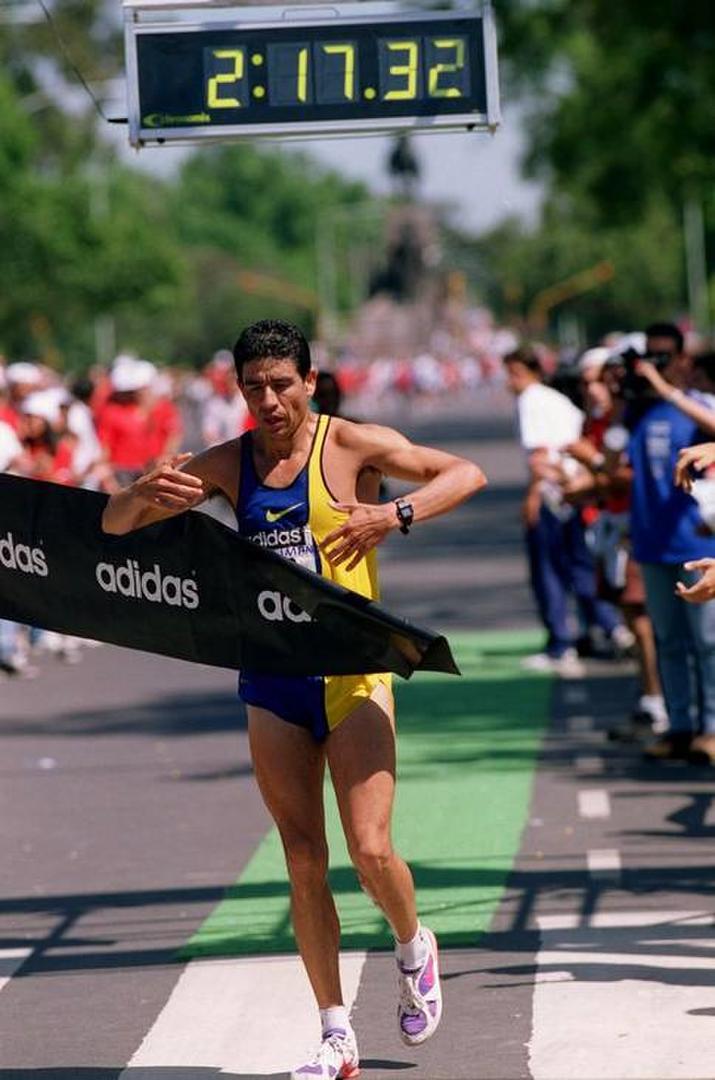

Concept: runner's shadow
[[0, 1070, 283, 1079], [0, 1066, 418, 1080], [359, 1062, 415, 1072]]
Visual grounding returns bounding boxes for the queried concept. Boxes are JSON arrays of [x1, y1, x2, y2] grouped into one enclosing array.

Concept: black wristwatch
[[394, 497, 414, 535]]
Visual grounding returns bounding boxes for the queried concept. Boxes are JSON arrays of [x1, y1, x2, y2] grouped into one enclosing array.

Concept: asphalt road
[[3, 408, 715, 1080]]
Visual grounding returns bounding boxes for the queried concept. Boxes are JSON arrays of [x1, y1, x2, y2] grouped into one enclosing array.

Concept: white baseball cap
[[21, 390, 62, 425], [110, 358, 157, 392], [6, 362, 42, 386], [578, 346, 611, 374]]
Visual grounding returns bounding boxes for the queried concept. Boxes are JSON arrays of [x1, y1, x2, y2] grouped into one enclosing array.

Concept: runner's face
[[239, 357, 315, 437]]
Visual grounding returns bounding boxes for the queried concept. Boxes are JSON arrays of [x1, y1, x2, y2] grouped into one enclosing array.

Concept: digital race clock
[[124, 2, 499, 145]]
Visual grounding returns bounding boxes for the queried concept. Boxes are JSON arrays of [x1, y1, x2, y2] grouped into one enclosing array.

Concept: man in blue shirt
[[627, 323, 715, 760]]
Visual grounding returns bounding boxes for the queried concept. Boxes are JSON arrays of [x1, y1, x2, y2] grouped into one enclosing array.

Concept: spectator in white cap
[[5, 362, 43, 421], [19, 389, 77, 485], [561, 345, 666, 732], [96, 355, 160, 484]]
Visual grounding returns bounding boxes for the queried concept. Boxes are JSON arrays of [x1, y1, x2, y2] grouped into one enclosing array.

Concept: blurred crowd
[[335, 311, 517, 412], [0, 327, 514, 680], [6, 314, 715, 775], [505, 323, 715, 766], [0, 349, 254, 678]]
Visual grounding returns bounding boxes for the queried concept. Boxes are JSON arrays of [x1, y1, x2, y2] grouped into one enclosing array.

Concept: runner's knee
[[348, 835, 394, 883], [280, 828, 329, 888]]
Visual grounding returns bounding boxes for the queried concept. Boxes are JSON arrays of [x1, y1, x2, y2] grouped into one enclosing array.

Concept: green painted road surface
[[183, 629, 551, 958]]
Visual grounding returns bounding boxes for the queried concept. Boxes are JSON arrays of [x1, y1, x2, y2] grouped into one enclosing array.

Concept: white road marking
[[530, 911, 715, 1078], [587, 849, 621, 879], [0, 948, 32, 993], [568, 715, 593, 733], [575, 755, 604, 773], [578, 790, 611, 819], [120, 950, 366, 1077], [564, 686, 588, 705]]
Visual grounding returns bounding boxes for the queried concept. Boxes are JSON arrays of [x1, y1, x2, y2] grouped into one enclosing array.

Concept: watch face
[[396, 500, 413, 524]]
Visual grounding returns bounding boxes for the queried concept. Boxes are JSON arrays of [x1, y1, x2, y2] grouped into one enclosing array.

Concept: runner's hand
[[321, 501, 396, 570], [676, 559, 715, 604], [132, 453, 207, 510], [675, 444, 715, 492]]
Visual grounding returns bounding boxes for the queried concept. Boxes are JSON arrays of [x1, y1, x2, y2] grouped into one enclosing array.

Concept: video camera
[[605, 334, 674, 400]]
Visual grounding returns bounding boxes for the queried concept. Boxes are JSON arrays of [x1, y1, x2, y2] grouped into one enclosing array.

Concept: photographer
[[617, 323, 715, 762], [563, 349, 666, 734]]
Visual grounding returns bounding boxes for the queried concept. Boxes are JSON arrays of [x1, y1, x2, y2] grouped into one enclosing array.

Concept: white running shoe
[[609, 624, 636, 657], [291, 1027, 360, 1080], [396, 926, 443, 1046], [521, 648, 585, 678]]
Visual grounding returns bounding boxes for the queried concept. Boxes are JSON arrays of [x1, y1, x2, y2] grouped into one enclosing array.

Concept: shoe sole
[[399, 927, 443, 1047], [291, 1058, 359, 1079]]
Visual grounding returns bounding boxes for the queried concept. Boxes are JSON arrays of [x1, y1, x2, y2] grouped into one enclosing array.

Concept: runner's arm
[[101, 447, 233, 534], [322, 423, 486, 568], [362, 425, 487, 521]]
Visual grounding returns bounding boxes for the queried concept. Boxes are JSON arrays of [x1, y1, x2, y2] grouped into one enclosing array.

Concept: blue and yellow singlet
[[236, 413, 391, 739]]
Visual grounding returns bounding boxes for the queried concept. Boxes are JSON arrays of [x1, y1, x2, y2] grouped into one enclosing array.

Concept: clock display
[[126, 10, 498, 144]]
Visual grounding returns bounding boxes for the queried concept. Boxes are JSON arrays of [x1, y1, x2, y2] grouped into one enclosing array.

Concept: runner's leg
[[326, 683, 417, 942], [247, 706, 342, 1008], [328, 685, 443, 1047]]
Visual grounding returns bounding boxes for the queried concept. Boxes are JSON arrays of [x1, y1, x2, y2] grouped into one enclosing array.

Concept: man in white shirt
[[504, 346, 621, 673]]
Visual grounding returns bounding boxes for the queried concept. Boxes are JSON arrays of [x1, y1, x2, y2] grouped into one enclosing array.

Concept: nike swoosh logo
[[266, 502, 304, 524]]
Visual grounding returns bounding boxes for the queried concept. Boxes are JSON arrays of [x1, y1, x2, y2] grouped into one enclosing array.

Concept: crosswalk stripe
[[568, 715, 593, 733], [578, 789, 611, 819], [0, 948, 32, 993], [530, 911, 715, 1079], [119, 950, 367, 1077], [587, 848, 621, 879]]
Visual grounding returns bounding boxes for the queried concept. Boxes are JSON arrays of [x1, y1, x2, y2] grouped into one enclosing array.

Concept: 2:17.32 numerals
[[204, 35, 470, 109]]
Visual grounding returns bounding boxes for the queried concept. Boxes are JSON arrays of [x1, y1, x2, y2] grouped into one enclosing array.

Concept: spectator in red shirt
[[146, 370, 183, 462], [96, 358, 158, 484]]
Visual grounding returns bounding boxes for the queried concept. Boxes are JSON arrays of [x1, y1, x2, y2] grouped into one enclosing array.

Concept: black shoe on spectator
[[608, 711, 653, 744], [687, 734, 715, 766], [643, 733, 693, 761]]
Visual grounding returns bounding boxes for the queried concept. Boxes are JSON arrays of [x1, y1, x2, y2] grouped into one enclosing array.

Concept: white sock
[[640, 694, 667, 716], [395, 923, 428, 971], [320, 1005, 350, 1037]]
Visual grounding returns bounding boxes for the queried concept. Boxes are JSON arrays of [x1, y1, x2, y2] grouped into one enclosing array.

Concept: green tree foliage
[[498, 1, 715, 221], [169, 144, 373, 355], [0, 2, 382, 368], [466, 197, 684, 342], [0, 71, 186, 367], [461, 1, 715, 340]]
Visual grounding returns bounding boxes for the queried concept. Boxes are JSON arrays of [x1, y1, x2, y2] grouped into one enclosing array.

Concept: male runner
[[102, 320, 486, 1079]]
